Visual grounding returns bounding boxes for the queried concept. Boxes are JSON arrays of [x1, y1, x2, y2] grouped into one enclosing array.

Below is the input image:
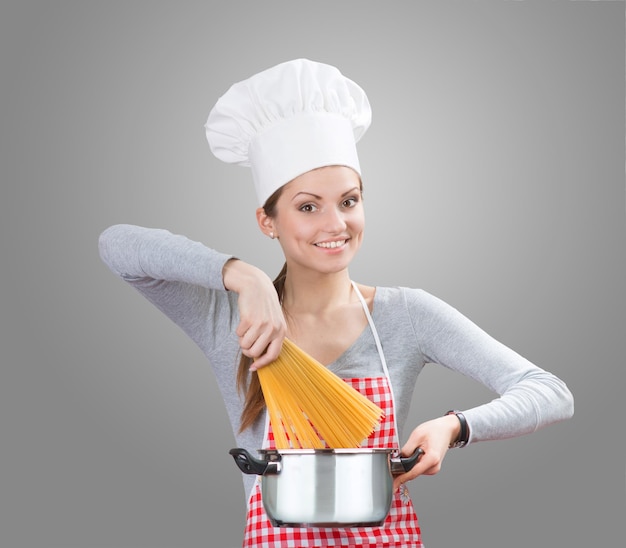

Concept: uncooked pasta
[[256, 338, 384, 449]]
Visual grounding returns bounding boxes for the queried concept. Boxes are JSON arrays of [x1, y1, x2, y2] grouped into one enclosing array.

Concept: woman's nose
[[323, 206, 348, 232]]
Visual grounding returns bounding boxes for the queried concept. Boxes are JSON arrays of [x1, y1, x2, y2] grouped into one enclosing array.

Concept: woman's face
[[262, 165, 365, 275]]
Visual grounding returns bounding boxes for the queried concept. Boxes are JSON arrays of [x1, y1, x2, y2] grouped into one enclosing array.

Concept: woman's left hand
[[392, 414, 461, 492]]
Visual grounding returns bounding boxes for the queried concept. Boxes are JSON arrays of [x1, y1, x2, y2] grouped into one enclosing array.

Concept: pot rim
[[258, 447, 399, 456]]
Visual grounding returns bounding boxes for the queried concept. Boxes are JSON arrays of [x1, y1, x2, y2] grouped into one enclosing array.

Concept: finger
[[250, 338, 283, 370], [392, 465, 425, 492], [409, 452, 442, 479], [392, 448, 443, 491], [391, 450, 421, 491], [238, 324, 267, 355], [235, 316, 254, 339], [392, 472, 411, 493], [244, 330, 277, 359]]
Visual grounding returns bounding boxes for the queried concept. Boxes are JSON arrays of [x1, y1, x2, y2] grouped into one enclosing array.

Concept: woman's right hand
[[222, 259, 286, 370]]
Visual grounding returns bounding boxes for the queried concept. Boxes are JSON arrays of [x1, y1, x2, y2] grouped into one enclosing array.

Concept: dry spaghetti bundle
[[256, 338, 384, 449]]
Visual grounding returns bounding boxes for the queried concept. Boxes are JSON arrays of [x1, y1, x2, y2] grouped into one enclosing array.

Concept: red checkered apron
[[241, 283, 423, 547]]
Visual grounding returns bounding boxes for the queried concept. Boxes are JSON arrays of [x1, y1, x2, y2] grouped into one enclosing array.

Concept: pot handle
[[390, 447, 425, 475], [229, 448, 281, 476]]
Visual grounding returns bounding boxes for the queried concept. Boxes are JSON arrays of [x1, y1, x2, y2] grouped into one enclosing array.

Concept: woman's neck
[[281, 269, 354, 315]]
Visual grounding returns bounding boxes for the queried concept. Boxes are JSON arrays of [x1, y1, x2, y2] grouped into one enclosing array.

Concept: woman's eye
[[299, 203, 317, 213], [342, 197, 358, 208]]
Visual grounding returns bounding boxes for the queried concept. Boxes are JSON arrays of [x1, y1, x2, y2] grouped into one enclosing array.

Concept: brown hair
[[237, 185, 286, 432]]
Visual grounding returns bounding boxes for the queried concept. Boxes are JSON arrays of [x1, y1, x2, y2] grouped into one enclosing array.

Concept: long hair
[[237, 186, 286, 432]]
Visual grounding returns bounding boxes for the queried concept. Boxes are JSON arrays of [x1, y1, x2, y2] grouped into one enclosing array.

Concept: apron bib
[[242, 283, 423, 547]]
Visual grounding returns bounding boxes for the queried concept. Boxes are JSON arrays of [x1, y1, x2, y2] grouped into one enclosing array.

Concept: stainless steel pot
[[229, 447, 424, 527]]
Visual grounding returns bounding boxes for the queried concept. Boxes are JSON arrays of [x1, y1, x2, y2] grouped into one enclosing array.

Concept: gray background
[[1, 1, 624, 547]]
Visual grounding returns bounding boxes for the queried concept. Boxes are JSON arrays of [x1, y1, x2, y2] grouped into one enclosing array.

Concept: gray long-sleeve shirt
[[98, 223, 574, 497]]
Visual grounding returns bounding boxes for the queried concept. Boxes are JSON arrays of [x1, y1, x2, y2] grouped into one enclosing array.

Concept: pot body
[[230, 447, 423, 528], [261, 449, 391, 527]]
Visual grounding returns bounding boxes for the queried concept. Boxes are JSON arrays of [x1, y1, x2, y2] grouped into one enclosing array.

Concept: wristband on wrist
[[445, 410, 469, 448]]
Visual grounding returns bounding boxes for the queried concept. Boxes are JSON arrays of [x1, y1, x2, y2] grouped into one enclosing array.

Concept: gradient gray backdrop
[[1, 2, 624, 547]]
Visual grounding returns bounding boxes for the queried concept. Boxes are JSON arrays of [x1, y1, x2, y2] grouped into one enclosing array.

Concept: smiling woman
[[98, 58, 574, 547], [257, 166, 365, 277]]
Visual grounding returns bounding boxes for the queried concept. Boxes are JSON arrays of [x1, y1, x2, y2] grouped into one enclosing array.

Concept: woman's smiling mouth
[[314, 239, 348, 249]]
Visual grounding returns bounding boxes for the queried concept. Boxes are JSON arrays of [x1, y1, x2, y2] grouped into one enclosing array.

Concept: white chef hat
[[205, 58, 371, 206]]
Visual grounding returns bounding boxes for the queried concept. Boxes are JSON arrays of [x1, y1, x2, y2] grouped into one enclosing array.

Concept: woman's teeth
[[315, 240, 346, 249]]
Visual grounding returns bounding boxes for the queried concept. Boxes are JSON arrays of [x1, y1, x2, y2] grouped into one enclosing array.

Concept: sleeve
[[405, 289, 574, 444], [98, 223, 238, 354], [98, 223, 232, 288]]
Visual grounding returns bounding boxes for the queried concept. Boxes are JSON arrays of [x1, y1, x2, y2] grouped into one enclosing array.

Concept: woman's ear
[[256, 207, 276, 238]]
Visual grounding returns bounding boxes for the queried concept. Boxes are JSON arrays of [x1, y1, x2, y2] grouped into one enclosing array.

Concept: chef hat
[[205, 58, 371, 206]]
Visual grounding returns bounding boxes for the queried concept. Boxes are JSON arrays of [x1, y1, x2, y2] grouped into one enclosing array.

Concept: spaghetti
[[256, 338, 384, 449]]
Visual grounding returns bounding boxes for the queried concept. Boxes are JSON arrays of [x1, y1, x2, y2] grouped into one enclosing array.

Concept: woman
[[99, 59, 574, 547]]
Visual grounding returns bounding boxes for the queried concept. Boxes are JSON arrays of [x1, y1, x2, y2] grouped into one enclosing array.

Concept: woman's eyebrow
[[291, 187, 360, 201], [292, 191, 322, 201]]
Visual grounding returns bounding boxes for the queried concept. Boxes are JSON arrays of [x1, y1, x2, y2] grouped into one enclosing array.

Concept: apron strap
[[351, 281, 401, 442]]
